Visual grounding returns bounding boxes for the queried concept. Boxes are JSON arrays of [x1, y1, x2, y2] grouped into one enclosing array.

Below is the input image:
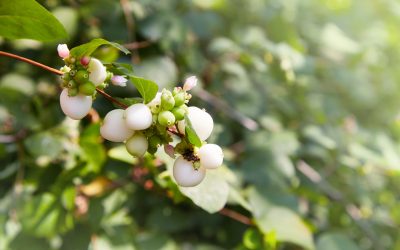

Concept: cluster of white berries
[[57, 44, 127, 120], [57, 44, 223, 187]]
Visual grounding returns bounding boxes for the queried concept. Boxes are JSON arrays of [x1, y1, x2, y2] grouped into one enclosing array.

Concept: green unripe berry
[[171, 106, 186, 121], [67, 80, 77, 88], [174, 92, 185, 107], [79, 82, 96, 96], [68, 87, 79, 96], [69, 70, 77, 76], [161, 91, 175, 110], [158, 110, 176, 126], [62, 73, 71, 82], [74, 70, 89, 83]]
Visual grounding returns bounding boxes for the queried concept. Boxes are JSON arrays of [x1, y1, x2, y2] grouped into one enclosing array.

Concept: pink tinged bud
[[183, 76, 198, 91], [57, 44, 70, 59], [111, 75, 128, 87], [80, 56, 90, 66], [164, 144, 175, 158]]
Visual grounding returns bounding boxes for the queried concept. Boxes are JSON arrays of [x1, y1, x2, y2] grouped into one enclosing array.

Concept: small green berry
[[161, 90, 175, 110], [158, 110, 176, 126], [174, 92, 185, 107], [62, 73, 71, 82], [67, 80, 77, 88], [171, 106, 186, 121], [79, 81, 96, 96], [74, 70, 89, 83]]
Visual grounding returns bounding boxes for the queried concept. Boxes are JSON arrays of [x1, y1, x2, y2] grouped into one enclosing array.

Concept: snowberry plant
[[57, 39, 223, 187]]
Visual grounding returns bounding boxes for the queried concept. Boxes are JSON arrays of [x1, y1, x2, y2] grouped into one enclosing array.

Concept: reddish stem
[[0, 51, 64, 75], [219, 208, 254, 225]]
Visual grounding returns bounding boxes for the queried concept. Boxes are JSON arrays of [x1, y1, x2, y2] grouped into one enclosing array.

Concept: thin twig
[[0, 51, 64, 75], [219, 207, 254, 225]]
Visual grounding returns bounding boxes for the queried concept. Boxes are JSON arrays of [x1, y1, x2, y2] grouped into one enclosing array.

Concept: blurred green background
[[1, 0, 400, 249]]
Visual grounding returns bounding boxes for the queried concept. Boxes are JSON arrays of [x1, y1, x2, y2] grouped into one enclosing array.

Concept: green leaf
[[179, 170, 229, 213], [0, 0, 68, 41], [24, 132, 64, 161], [70, 38, 130, 58], [18, 193, 74, 237], [129, 76, 158, 103], [316, 233, 360, 250], [249, 187, 314, 249], [107, 62, 135, 76], [184, 114, 202, 147], [80, 124, 106, 173]]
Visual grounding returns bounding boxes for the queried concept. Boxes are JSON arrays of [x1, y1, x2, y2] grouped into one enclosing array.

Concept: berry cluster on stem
[[57, 43, 224, 187]]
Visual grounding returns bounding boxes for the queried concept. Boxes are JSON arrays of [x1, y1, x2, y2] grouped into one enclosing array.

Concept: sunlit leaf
[[0, 0, 68, 41], [70, 38, 130, 58], [129, 76, 158, 103]]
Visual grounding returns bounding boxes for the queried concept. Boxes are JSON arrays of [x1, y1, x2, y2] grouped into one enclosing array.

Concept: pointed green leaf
[[129, 76, 158, 103], [70, 38, 130, 58], [0, 0, 68, 41], [184, 114, 202, 147]]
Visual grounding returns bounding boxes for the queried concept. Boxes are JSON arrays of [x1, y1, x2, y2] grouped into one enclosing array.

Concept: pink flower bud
[[80, 56, 90, 66], [111, 75, 127, 87], [57, 44, 70, 59], [183, 76, 197, 91], [164, 144, 175, 158]]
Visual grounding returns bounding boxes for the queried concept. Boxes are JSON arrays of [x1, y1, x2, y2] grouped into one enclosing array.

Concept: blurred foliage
[[1, 0, 400, 249]]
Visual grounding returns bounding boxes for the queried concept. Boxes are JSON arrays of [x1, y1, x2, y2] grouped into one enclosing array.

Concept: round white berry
[[125, 103, 152, 130], [173, 156, 206, 187], [59, 88, 92, 120], [126, 133, 148, 157], [88, 58, 107, 86], [178, 106, 214, 141], [100, 109, 134, 142], [198, 144, 223, 169]]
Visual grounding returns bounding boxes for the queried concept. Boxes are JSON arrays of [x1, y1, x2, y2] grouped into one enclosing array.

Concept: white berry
[[100, 109, 134, 142], [198, 144, 223, 169], [60, 88, 92, 120], [173, 156, 206, 187], [178, 106, 214, 141], [88, 58, 107, 86], [125, 103, 152, 130], [126, 133, 148, 157]]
